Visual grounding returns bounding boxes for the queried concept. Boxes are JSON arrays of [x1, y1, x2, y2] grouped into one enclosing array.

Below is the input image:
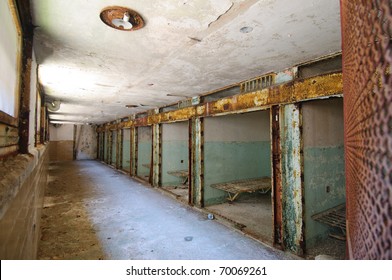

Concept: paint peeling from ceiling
[[31, 0, 342, 124]]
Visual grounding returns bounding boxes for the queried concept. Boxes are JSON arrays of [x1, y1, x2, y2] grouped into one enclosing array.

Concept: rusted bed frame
[[210, 177, 272, 202], [167, 170, 188, 185], [312, 203, 346, 240]]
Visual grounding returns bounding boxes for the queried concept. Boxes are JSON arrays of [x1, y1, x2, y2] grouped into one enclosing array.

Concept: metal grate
[[240, 74, 275, 93], [342, 0, 392, 259], [312, 204, 346, 236], [211, 177, 271, 202]]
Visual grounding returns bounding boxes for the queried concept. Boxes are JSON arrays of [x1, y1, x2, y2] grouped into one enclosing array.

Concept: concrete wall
[[161, 122, 189, 186], [0, 146, 48, 259], [122, 129, 131, 172], [302, 98, 345, 248], [0, 0, 20, 117], [137, 126, 152, 179], [74, 125, 97, 160], [204, 110, 271, 206], [49, 124, 74, 162]]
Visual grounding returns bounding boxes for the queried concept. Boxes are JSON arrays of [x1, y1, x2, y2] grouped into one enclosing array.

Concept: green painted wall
[[122, 129, 131, 172], [137, 126, 152, 179], [137, 142, 151, 177], [304, 146, 346, 247], [204, 141, 271, 205], [203, 111, 271, 206], [302, 98, 345, 248], [161, 122, 189, 186], [122, 140, 131, 172], [162, 141, 188, 186]]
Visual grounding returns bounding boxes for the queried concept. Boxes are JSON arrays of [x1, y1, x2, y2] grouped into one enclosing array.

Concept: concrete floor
[[206, 194, 273, 244], [38, 160, 297, 260]]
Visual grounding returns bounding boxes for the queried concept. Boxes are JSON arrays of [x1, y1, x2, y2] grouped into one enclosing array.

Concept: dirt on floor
[[206, 192, 273, 244], [38, 162, 106, 260], [305, 236, 346, 260], [161, 185, 189, 203]]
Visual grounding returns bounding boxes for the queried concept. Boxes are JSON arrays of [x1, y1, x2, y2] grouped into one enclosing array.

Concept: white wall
[[204, 110, 270, 141], [162, 121, 188, 141], [49, 124, 74, 141], [74, 125, 97, 160], [0, 0, 20, 117]]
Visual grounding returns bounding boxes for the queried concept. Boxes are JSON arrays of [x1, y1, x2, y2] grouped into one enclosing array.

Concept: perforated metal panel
[[341, 0, 392, 259]]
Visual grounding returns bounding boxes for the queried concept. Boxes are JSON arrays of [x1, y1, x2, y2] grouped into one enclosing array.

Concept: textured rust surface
[[19, 38, 33, 153], [271, 106, 283, 249], [97, 73, 342, 133], [0, 112, 18, 127], [100, 6, 144, 31], [341, 0, 392, 259]]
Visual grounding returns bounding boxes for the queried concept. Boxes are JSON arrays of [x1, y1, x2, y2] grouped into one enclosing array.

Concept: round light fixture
[[100, 6, 144, 31], [240, 26, 253, 33]]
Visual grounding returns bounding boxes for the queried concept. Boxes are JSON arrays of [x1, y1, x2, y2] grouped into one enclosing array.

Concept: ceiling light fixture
[[112, 12, 133, 30], [240, 26, 253, 33], [100, 6, 144, 31]]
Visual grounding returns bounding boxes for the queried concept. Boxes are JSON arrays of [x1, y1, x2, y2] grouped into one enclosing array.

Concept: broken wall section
[[74, 125, 97, 160]]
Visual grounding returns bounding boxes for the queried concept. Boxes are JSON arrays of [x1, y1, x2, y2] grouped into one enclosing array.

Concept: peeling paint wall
[[281, 104, 303, 255], [302, 98, 345, 248], [137, 126, 152, 179], [49, 124, 74, 162], [122, 128, 131, 172], [161, 122, 189, 186], [74, 125, 97, 160], [204, 110, 271, 206]]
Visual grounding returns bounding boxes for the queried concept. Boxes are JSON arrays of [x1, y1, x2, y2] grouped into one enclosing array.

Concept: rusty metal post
[[341, 0, 392, 259], [117, 128, 122, 169], [190, 117, 204, 207], [131, 127, 138, 177], [107, 131, 112, 165], [152, 123, 162, 187], [17, 27, 33, 153], [188, 120, 192, 205], [280, 103, 304, 256], [271, 105, 284, 249], [100, 132, 103, 160]]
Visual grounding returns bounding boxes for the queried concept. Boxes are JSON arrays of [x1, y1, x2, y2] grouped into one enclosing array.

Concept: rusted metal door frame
[[280, 103, 304, 256], [152, 123, 162, 187], [107, 130, 112, 165], [116, 128, 122, 170], [188, 119, 193, 205], [130, 126, 138, 177], [190, 117, 204, 207], [271, 105, 284, 249]]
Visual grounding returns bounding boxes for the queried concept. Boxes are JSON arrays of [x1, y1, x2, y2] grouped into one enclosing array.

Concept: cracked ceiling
[[31, 0, 341, 124]]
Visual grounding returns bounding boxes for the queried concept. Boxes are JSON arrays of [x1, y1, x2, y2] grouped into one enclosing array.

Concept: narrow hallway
[[38, 160, 295, 260]]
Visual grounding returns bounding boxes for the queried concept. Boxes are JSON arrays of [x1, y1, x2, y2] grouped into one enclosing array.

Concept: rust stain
[[97, 72, 342, 132], [100, 6, 144, 31]]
